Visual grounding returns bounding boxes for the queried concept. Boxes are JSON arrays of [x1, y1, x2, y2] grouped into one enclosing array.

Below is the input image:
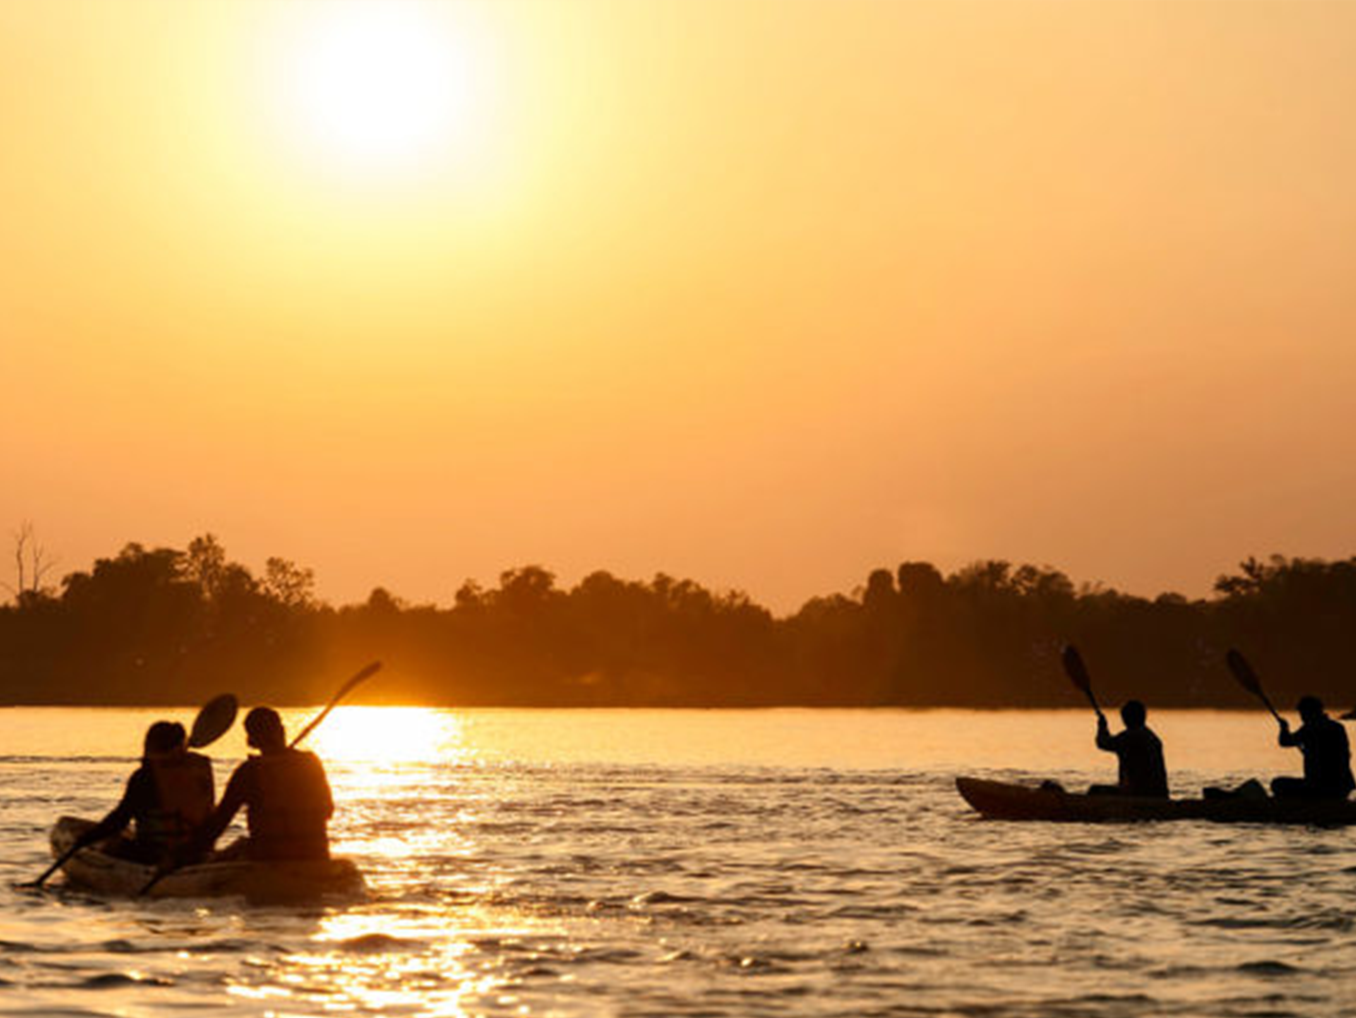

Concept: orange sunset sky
[[3, 0, 1355, 612]]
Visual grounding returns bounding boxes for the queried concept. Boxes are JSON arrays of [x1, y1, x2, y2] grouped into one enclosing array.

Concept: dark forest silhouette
[[1, 535, 1353, 708]]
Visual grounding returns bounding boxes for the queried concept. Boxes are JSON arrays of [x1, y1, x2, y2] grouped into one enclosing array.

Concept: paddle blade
[[189, 694, 239, 749], [1225, 649, 1263, 697], [1061, 645, 1092, 694]]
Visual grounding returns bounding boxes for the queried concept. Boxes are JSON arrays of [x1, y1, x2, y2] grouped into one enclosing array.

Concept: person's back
[[239, 747, 333, 860], [76, 721, 215, 864], [137, 748, 215, 857], [1095, 701, 1169, 798], [193, 707, 334, 862], [1279, 700, 1355, 799]]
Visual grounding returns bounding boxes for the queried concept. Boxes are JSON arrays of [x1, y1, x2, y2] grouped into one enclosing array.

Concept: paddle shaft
[[16, 844, 81, 890], [1226, 650, 1285, 725], [1256, 690, 1284, 726], [1061, 645, 1106, 724], [1081, 687, 1107, 724], [289, 661, 382, 748]]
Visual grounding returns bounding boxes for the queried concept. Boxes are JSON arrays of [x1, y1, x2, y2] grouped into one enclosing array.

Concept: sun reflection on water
[[234, 707, 543, 1015], [304, 706, 468, 766], [241, 907, 561, 1017]]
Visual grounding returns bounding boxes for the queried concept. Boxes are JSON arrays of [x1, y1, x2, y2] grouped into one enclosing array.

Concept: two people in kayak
[[1090, 695, 1355, 801], [78, 707, 333, 867]]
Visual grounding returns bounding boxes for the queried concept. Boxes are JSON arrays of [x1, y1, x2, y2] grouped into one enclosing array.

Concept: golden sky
[[3, 0, 1355, 611]]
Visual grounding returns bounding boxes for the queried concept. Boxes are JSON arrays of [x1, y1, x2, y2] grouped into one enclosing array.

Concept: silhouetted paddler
[[72, 721, 215, 864], [188, 707, 334, 862], [1272, 696, 1354, 800], [1091, 700, 1169, 798]]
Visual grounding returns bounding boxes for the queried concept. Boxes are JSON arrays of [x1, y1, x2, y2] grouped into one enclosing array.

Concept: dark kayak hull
[[956, 777, 1356, 825], [50, 817, 366, 901]]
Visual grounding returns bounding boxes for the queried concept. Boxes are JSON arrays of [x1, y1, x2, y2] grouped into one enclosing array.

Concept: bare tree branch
[[5, 521, 58, 603]]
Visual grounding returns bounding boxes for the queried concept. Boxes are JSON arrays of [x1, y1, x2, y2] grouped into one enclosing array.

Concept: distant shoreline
[[3, 538, 1353, 712]]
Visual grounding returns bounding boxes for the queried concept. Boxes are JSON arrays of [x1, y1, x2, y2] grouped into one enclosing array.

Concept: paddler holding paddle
[[1062, 646, 1169, 798], [1272, 696, 1354, 800], [66, 720, 217, 865], [183, 706, 335, 862], [1225, 650, 1354, 800], [1092, 700, 1169, 798]]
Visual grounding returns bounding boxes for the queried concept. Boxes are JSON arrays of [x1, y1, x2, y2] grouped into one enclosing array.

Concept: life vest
[[136, 752, 214, 854], [246, 750, 333, 860]]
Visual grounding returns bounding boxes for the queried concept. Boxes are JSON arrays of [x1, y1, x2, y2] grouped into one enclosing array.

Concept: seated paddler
[[1091, 700, 1169, 798], [188, 706, 334, 862], [1272, 695, 1354, 800], [73, 720, 215, 864]]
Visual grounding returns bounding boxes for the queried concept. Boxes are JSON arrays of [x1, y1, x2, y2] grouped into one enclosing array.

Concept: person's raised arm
[[1095, 716, 1116, 752], [1278, 719, 1298, 748], [75, 770, 145, 847]]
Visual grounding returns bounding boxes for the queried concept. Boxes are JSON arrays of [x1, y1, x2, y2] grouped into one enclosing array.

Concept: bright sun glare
[[281, 1, 481, 173], [306, 706, 460, 766]]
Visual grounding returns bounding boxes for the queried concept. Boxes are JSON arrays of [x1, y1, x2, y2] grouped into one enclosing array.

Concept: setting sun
[[276, 1, 485, 174]]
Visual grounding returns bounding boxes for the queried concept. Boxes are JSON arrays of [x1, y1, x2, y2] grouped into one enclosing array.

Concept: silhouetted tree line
[[1, 537, 1352, 708]]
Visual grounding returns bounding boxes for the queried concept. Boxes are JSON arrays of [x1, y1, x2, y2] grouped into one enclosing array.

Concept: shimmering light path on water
[[1, 709, 1353, 1017]]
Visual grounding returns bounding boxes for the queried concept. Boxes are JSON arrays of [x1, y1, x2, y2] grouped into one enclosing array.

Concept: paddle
[[289, 661, 382, 748], [137, 661, 381, 897], [1061, 644, 1105, 723], [190, 694, 239, 749], [1225, 648, 1284, 725], [14, 694, 239, 892]]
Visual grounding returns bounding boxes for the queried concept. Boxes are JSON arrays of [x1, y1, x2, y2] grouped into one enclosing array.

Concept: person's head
[[1120, 700, 1147, 729], [144, 720, 186, 758], [1297, 695, 1326, 723], [244, 706, 287, 751]]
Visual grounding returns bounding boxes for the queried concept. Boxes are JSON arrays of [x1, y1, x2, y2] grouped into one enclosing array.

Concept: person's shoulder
[[185, 751, 213, 768], [288, 748, 330, 779]]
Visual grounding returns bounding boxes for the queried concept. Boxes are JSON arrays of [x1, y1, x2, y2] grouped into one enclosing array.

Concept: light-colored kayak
[[50, 816, 367, 901], [957, 777, 1356, 825]]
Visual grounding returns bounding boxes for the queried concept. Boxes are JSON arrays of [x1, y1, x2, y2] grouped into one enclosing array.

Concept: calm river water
[[1, 708, 1353, 1017]]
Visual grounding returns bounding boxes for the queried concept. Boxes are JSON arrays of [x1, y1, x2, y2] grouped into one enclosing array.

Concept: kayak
[[956, 777, 1356, 825], [50, 817, 367, 901]]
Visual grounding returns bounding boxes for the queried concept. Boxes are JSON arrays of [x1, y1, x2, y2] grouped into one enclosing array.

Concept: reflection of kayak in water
[[50, 817, 366, 901], [957, 777, 1356, 825]]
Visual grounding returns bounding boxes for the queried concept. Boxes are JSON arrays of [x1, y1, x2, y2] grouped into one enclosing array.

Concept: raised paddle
[[1061, 644, 1106, 723], [14, 693, 239, 892], [289, 660, 382, 748], [1225, 648, 1284, 725], [137, 661, 381, 897]]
